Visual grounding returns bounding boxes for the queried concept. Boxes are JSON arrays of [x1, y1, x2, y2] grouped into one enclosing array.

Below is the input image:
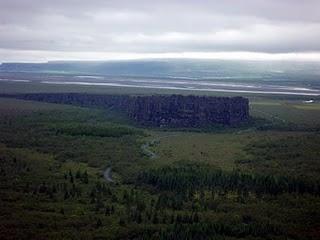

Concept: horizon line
[[1, 51, 320, 64]]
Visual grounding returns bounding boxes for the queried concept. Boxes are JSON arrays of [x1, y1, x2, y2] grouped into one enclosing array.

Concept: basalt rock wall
[[126, 95, 249, 127], [7, 93, 249, 127]]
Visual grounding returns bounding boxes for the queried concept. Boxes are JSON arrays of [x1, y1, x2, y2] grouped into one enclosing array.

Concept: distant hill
[[0, 60, 174, 76], [1, 59, 320, 86]]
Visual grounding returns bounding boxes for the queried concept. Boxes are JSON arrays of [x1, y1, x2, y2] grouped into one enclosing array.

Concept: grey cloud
[[0, 0, 320, 60]]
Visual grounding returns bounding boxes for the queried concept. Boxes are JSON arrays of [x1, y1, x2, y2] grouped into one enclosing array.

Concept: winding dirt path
[[141, 133, 180, 159], [104, 133, 179, 183], [103, 167, 114, 182]]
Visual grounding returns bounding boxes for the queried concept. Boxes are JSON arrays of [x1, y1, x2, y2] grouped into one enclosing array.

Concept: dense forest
[[139, 162, 320, 196]]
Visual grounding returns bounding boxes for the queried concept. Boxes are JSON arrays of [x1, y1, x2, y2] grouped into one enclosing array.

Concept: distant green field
[[147, 132, 247, 170], [250, 99, 320, 127]]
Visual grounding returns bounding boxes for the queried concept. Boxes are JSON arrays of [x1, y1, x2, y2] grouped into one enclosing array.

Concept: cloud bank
[[1, 0, 320, 61]]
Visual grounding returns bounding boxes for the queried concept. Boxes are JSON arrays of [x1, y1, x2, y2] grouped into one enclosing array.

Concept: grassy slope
[[251, 100, 320, 127]]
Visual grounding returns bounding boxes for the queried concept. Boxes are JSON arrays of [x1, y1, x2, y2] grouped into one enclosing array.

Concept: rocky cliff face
[[126, 95, 249, 127], [9, 93, 249, 127]]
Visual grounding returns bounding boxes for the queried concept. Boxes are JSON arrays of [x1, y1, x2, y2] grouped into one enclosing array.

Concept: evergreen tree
[[95, 218, 102, 228], [82, 171, 89, 184], [75, 169, 81, 179]]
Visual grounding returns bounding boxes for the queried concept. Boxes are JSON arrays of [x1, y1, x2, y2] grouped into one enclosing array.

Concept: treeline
[[135, 221, 283, 240], [53, 124, 143, 138], [138, 163, 320, 196], [9, 93, 130, 110]]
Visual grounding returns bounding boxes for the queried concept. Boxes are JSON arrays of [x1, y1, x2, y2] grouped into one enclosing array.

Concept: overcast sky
[[1, 0, 320, 62]]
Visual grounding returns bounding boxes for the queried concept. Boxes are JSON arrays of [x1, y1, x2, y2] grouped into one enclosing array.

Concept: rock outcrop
[[8, 93, 249, 127], [126, 95, 249, 127]]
